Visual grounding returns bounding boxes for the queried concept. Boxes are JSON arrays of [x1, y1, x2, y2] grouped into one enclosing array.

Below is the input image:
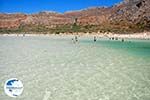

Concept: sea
[[0, 35, 150, 100]]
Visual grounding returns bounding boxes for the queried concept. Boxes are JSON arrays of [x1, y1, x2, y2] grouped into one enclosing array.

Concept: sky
[[0, 0, 123, 14]]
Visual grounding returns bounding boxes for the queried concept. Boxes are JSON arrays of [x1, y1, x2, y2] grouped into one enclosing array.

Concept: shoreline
[[0, 32, 150, 40]]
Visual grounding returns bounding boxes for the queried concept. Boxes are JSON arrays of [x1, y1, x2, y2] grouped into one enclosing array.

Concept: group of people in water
[[72, 36, 78, 43], [72, 36, 97, 43], [72, 35, 125, 43], [109, 37, 125, 42], [22, 33, 125, 43]]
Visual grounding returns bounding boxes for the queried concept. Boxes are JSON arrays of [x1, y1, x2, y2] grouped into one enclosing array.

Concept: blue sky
[[0, 0, 122, 14]]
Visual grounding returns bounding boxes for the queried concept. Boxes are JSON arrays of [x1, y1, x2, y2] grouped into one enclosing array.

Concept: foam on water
[[0, 36, 150, 100]]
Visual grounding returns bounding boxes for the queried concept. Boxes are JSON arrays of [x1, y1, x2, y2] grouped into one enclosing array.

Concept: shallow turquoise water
[[0, 36, 150, 100]]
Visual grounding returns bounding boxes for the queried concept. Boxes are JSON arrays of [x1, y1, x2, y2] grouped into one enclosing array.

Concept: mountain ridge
[[0, 0, 150, 34]]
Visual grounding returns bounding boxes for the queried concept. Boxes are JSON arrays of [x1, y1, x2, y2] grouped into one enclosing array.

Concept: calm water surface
[[0, 36, 150, 100]]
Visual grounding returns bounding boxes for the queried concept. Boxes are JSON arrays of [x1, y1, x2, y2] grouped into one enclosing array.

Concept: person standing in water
[[75, 36, 78, 42], [23, 33, 25, 37], [72, 38, 75, 43], [94, 36, 96, 42], [122, 38, 124, 42]]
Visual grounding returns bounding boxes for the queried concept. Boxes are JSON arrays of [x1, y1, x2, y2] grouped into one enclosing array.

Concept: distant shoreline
[[0, 32, 150, 40]]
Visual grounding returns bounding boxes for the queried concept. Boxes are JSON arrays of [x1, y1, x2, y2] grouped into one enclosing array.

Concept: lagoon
[[0, 36, 150, 100]]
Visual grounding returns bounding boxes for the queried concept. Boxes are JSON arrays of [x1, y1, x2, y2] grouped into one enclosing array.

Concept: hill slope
[[0, 0, 150, 33]]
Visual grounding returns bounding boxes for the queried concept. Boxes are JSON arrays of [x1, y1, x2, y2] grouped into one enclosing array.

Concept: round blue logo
[[4, 78, 24, 97]]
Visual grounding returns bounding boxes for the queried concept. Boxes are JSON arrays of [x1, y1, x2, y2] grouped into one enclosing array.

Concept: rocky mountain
[[0, 14, 27, 29], [0, 0, 150, 33], [110, 0, 150, 25]]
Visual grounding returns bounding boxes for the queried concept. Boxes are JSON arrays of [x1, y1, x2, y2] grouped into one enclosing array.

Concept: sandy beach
[[1, 32, 150, 40]]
